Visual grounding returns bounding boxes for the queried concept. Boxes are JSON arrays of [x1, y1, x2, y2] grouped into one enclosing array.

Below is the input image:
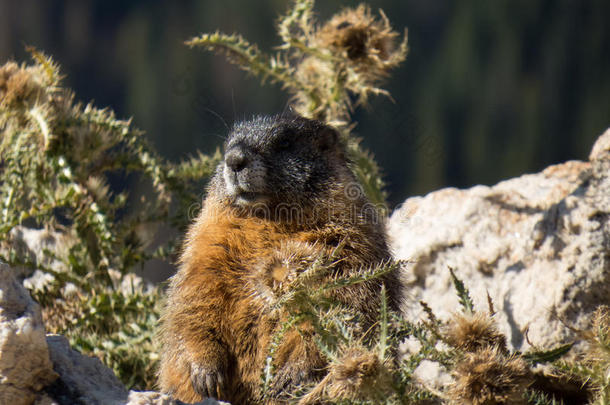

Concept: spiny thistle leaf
[[552, 306, 610, 404], [523, 343, 574, 365], [186, 32, 306, 94], [278, 0, 315, 46], [419, 300, 439, 327], [167, 149, 222, 182], [523, 389, 562, 405], [449, 267, 474, 314], [320, 261, 399, 292], [449, 267, 474, 313], [347, 137, 388, 205]]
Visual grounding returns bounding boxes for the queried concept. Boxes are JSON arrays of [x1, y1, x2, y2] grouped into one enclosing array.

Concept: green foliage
[[0, 49, 220, 389], [554, 306, 610, 405], [259, 254, 447, 404], [522, 343, 574, 366], [67, 288, 163, 389], [523, 389, 564, 405], [448, 267, 474, 314], [258, 265, 589, 404]]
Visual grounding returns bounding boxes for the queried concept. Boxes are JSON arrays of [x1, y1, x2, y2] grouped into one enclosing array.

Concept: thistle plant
[[0, 49, 220, 389], [553, 306, 610, 405], [255, 259, 583, 404], [187, 0, 408, 205]]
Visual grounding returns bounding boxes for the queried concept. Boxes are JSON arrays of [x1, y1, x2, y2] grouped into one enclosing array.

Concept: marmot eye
[[277, 138, 292, 150], [276, 130, 295, 151]]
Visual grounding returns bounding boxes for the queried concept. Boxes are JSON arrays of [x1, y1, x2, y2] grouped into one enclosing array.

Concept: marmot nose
[[225, 147, 248, 172]]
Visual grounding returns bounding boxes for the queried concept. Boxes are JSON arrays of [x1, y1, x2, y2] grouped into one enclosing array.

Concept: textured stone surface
[[389, 128, 610, 352], [45, 334, 129, 404], [44, 334, 225, 405], [0, 262, 57, 404], [6, 227, 71, 283]]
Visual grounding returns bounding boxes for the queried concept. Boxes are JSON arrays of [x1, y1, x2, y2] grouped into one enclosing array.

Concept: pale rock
[[413, 360, 452, 391], [44, 334, 226, 405], [389, 128, 610, 353], [0, 260, 221, 404], [0, 262, 57, 404], [7, 227, 70, 282], [44, 334, 129, 404]]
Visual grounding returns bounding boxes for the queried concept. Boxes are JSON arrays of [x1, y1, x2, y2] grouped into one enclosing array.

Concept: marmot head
[[211, 115, 351, 211]]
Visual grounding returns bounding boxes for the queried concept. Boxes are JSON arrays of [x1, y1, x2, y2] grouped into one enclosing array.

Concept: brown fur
[[158, 115, 400, 403]]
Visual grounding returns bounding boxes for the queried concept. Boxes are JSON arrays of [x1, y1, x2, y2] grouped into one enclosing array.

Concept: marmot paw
[[190, 362, 226, 399]]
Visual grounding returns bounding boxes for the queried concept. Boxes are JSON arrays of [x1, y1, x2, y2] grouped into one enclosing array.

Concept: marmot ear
[[318, 126, 339, 152]]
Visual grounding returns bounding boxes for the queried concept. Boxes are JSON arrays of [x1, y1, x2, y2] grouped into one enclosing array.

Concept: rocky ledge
[[389, 128, 609, 352], [0, 263, 226, 405]]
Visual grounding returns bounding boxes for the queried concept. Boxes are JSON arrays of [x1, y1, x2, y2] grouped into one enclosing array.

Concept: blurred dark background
[[1, 0, 609, 208]]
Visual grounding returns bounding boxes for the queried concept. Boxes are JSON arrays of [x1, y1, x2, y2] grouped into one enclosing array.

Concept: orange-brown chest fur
[[160, 195, 395, 403], [166, 202, 325, 396]]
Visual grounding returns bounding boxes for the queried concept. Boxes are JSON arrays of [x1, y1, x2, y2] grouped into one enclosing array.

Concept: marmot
[[158, 115, 401, 403]]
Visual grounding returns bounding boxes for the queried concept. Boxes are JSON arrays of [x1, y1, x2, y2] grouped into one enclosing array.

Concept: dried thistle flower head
[[584, 305, 610, 362], [248, 240, 319, 306], [450, 346, 533, 405], [576, 304, 610, 402], [0, 61, 44, 107], [445, 312, 508, 354], [290, 4, 408, 123], [328, 347, 389, 398], [0, 62, 19, 97], [293, 55, 344, 121], [1, 53, 66, 153], [299, 346, 392, 404], [315, 4, 407, 74]]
